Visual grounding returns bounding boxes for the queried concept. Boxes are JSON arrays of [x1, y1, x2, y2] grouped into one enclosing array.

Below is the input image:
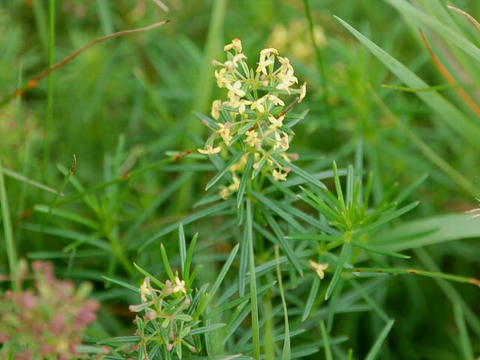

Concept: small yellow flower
[[198, 144, 221, 155], [257, 56, 274, 75], [309, 260, 329, 280], [274, 131, 289, 151], [299, 82, 307, 103], [219, 187, 230, 200], [225, 96, 251, 114], [227, 80, 245, 98], [260, 48, 279, 57], [245, 130, 261, 148], [277, 72, 298, 92], [272, 169, 287, 181], [251, 97, 266, 113], [277, 56, 293, 73], [268, 114, 284, 129], [230, 154, 248, 172], [228, 175, 240, 191], [225, 53, 246, 70], [257, 48, 279, 75], [224, 38, 242, 53], [217, 123, 232, 146], [211, 100, 221, 120], [268, 94, 285, 106], [140, 277, 152, 302], [215, 68, 227, 88], [172, 276, 186, 294]]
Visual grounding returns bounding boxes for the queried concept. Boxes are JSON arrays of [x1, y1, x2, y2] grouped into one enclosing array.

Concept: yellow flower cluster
[[198, 39, 306, 199]]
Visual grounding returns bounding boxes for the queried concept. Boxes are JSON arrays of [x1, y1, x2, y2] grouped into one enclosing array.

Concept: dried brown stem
[[447, 5, 480, 32], [0, 20, 170, 106], [420, 30, 480, 116]]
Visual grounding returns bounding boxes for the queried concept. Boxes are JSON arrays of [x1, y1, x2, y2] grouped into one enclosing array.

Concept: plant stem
[[43, 0, 55, 181], [247, 200, 260, 359], [0, 161, 19, 290]]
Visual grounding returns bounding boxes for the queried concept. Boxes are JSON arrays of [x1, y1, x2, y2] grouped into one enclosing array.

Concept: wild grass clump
[[1, 1, 480, 359]]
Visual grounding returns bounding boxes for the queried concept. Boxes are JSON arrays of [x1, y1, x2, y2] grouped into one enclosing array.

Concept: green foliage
[[1, 1, 480, 359]]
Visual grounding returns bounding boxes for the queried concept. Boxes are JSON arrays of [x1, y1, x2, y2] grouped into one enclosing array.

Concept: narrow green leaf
[[250, 191, 304, 233], [320, 321, 333, 360], [372, 213, 480, 251], [102, 276, 138, 293], [133, 262, 165, 290], [1, 167, 63, 196], [247, 200, 260, 359], [264, 212, 303, 275], [453, 302, 474, 360], [34, 205, 98, 230], [0, 162, 18, 290], [209, 244, 239, 299], [287, 234, 340, 242], [237, 154, 253, 208], [205, 152, 243, 191], [349, 279, 390, 323], [302, 276, 320, 321], [385, 0, 480, 62], [179, 223, 186, 276], [274, 156, 326, 189], [365, 319, 395, 360], [140, 200, 233, 252], [334, 15, 480, 148], [325, 242, 352, 300], [183, 233, 198, 283], [275, 246, 291, 360], [352, 241, 411, 259], [160, 243, 175, 282]]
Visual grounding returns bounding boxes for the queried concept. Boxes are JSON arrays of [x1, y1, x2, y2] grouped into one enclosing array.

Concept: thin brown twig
[[419, 30, 480, 116], [447, 5, 480, 32], [0, 20, 170, 106]]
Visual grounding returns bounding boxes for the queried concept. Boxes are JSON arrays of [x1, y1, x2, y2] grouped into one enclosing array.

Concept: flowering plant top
[[198, 39, 306, 199]]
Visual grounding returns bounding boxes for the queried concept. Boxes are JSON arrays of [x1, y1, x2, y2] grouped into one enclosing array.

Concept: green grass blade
[[332, 161, 345, 210], [43, 0, 55, 179], [160, 243, 175, 282], [140, 200, 233, 252], [246, 200, 260, 359], [209, 243, 239, 299], [365, 319, 395, 360], [325, 242, 351, 300], [274, 156, 326, 189], [349, 279, 390, 323], [453, 302, 474, 360], [385, 0, 480, 62], [205, 152, 243, 191], [0, 162, 18, 290], [348, 267, 480, 288], [334, 16, 480, 149], [133, 262, 165, 290], [275, 245, 291, 360], [302, 276, 320, 321], [178, 223, 186, 276], [1, 167, 63, 196], [372, 213, 480, 251], [250, 191, 304, 233], [184, 232, 198, 285], [351, 241, 411, 260], [319, 321, 333, 360], [102, 276, 139, 294], [264, 212, 303, 275], [237, 154, 253, 209]]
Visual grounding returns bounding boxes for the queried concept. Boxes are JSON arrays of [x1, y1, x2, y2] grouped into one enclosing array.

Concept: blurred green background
[[1, 0, 480, 359]]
